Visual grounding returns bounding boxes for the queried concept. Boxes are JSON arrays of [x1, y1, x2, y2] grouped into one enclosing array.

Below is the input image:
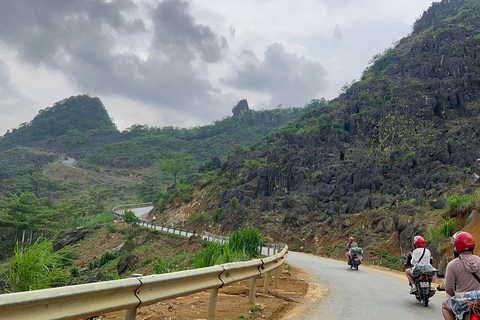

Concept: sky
[[0, 0, 439, 135]]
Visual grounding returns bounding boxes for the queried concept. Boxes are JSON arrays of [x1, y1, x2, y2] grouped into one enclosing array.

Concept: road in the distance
[[287, 251, 446, 320]]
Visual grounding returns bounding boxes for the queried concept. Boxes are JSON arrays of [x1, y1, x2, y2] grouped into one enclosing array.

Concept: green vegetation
[[157, 152, 196, 189], [0, 95, 117, 149], [88, 251, 117, 270], [440, 217, 458, 238], [1, 238, 71, 293], [378, 251, 401, 270], [123, 209, 141, 226], [193, 227, 263, 268], [152, 258, 177, 274], [447, 192, 478, 210]]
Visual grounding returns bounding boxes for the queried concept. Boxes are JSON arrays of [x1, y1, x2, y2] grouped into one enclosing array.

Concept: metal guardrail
[[0, 204, 289, 320]]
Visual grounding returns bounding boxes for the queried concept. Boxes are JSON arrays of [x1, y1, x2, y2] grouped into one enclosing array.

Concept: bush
[[123, 209, 140, 226], [440, 217, 457, 238], [213, 208, 224, 222]]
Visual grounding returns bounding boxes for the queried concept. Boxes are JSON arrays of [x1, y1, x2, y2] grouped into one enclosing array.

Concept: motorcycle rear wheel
[[422, 288, 429, 307]]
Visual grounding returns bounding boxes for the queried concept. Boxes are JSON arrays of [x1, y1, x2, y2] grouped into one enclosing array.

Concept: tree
[[123, 209, 141, 226], [157, 152, 195, 189]]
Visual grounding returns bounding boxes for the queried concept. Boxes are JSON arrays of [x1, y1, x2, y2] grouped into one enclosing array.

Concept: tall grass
[[193, 227, 264, 268], [153, 258, 177, 274], [193, 241, 226, 268], [1, 238, 71, 293], [228, 227, 263, 258]]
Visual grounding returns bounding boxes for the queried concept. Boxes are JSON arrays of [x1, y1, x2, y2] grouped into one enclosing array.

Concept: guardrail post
[[207, 288, 219, 319], [274, 267, 280, 289], [125, 273, 143, 320], [249, 277, 257, 305], [263, 271, 270, 294]]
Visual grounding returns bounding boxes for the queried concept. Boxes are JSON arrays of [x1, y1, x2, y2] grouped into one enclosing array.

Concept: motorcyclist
[[442, 231, 480, 320], [345, 237, 357, 264], [405, 235, 436, 294]]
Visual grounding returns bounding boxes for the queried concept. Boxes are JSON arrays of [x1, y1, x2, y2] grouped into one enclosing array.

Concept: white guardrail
[[0, 204, 289, 320]]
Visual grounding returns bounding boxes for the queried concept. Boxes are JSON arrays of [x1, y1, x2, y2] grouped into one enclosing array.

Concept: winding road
[[287, 251, 446, 320], [120, 206, 446, 318]]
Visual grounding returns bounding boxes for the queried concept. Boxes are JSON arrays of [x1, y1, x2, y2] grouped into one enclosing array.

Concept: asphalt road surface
[[287, 251, 446, 320], [130, 206, 154, 218]]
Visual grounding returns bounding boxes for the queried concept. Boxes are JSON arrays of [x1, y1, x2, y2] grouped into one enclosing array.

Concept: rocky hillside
[[154, 0, 480, 271]]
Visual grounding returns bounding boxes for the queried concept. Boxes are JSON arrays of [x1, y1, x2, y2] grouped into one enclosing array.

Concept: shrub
[[440, 217, 457, 238], [123, 209, 140, 226], [213, 208, 224, 222], [239, 177, 247, 185], [230, 197, 239, 209]]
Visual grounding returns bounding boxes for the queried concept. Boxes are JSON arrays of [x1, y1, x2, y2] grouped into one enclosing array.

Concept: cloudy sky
[[0, 0, 438, 135]]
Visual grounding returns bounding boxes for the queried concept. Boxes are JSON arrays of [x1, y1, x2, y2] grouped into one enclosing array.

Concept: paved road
[[130, 206, 154, 218], [287, 251, 446, 320]]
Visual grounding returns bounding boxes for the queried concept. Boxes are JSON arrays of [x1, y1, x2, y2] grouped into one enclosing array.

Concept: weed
[[249, 305, 262, 314], [447, 192, 477, 210], [153, 258, 177, 274], [378, 251, 401, 270]]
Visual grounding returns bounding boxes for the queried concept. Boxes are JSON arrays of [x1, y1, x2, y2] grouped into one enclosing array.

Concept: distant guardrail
[[112, 204, 284, 255], [0, 205, 289, 320]]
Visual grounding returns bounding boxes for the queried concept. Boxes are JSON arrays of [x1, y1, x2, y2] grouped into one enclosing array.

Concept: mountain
[[0, 95, 118, 151], [154, 0, 480, 270]]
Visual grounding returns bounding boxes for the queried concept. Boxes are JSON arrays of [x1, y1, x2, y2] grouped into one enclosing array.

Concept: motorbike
[[449, 290, 480, 320], [348, 247, 363, 270], [437, 286, 480, 319], [412, 272, 434, 307], [461, 310, 480, 320]]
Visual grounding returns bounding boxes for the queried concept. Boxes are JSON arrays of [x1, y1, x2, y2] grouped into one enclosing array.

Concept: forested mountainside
[[155, 0, 480, 264], [0, 95, 305, 168]]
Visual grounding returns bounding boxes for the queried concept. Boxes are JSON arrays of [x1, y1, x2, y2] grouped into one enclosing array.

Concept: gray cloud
[[151, 0, 227, 63], [0, 59, 36, 129], [0, 0, 227, 119], [223, 43, 328, 107]]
